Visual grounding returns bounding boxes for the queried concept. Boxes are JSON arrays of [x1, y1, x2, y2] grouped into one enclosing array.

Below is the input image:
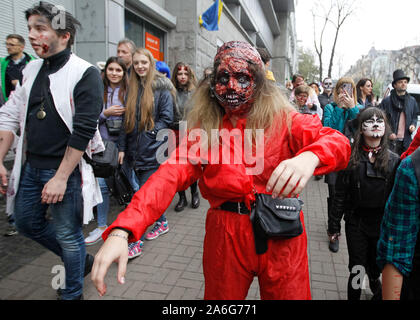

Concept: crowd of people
[[284, 70, 419, 300], [0, 1, 419, 301]]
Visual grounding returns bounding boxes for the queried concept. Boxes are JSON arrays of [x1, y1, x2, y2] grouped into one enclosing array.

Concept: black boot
[[327, 197, 340, 253], [175, 191, 188, 212], [84, 254, 94, 277], [328, 232, 340, 253], [190, 182, 200, 209]]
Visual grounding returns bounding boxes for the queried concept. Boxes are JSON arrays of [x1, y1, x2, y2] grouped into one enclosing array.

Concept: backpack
[[105, 166, 135, 206]]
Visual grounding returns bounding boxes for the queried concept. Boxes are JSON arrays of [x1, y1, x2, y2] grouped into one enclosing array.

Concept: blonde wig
[[186, 62, 295, 146]]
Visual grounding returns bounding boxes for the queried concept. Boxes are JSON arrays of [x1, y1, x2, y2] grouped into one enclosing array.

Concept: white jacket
[[0, 53, 104, 224]]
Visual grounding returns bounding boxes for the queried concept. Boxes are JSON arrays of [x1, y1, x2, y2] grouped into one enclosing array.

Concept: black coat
[[379, 91, 419, 150], [332, 149, 400, 219], [119, 76, 174, 170]]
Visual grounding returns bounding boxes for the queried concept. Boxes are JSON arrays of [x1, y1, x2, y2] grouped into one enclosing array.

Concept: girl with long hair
[[356, 78, 374, 109], [118, 48, 174, 259], [331, 107, 400, 300], [170, 62, 200, 211], [323, 77, 363, 253], [84, 56, 128, 246], [92, 41, 351, 300]]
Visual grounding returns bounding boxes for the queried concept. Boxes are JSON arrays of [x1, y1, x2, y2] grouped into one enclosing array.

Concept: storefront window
[[125, 10, 144, 49], [125, 9, 165, 61]]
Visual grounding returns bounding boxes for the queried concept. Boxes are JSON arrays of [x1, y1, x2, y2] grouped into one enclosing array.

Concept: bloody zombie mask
[[362, 114, 385, 139], [212, 41, 263, 118]]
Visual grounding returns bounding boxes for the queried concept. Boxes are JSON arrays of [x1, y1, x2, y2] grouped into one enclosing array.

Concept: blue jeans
[[135, 168, 166, 241], [96, 178, 109, 228], [14, 162, 85, 300], [122, 161, 139, 192]]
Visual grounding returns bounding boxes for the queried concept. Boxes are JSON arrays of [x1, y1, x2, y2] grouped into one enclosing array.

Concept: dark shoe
[[328, 233, 340, 253], [84, 254, 94, 278], [4, 225, 18, 237], [191, 192, 200, 209], [57, 291, 84, 300], [175, 192, 188, 212]]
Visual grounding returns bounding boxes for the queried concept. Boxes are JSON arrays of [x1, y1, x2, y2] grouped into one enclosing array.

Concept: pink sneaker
[[128, 240, 143, 259], [145, 221, 169, 240]]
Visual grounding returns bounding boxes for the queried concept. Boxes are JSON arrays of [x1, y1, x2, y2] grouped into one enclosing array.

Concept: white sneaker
[[85, 227, 106, 246]]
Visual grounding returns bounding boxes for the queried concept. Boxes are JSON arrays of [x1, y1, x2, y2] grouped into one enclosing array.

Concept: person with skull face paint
[[331, 107, 400, 300], [91, 41, 351, 300], [318, 77, 334, 111]]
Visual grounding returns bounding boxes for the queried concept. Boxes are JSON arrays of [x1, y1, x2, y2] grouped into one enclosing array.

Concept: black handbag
[[250, 193, 304, 255], [106, 119, 123, 136], [105, 166, 135, 206], [83, 140, 119, 178]]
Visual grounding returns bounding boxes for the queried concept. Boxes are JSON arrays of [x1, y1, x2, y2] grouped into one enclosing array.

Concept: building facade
[[0, 0, 297, 84], [345, 45, 420, 95]]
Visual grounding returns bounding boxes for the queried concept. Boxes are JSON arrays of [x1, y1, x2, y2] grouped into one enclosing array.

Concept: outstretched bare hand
[[91, 230, 129, 297]]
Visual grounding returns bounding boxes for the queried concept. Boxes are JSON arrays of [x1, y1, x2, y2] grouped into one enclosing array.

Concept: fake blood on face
[[214, 55, 255, 118], [41, 43, 50, 55]]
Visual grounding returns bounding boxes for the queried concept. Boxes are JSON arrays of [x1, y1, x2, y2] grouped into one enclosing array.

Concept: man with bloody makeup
[[91, 41, 350, 300], [0, 2, 103, 300]]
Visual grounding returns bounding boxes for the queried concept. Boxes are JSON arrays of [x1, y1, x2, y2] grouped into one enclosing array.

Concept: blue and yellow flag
[[199, 0, 223, 31]]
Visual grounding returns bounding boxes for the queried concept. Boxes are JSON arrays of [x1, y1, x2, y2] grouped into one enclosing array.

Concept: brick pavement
[[0, 178, 375, 300]]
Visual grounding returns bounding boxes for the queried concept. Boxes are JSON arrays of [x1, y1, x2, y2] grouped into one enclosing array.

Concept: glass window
[[124, 10, 166, 61], [125, 10, 144, 49]]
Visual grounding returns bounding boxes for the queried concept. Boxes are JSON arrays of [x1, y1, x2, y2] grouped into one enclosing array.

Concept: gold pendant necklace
[[37, 100, 46, 120]]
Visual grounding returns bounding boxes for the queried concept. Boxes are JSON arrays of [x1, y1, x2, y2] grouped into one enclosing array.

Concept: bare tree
[[311, 0, 358, 80], [327, 0, 357, 78], [399, 46, 420, 83], [312, 0, 332, 82]]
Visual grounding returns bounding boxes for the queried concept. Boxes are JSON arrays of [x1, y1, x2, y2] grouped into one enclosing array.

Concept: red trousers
[[203, 209, 311, 300]]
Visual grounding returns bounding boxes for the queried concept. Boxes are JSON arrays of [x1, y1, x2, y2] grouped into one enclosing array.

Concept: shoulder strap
[[411, 147, 420, 195]]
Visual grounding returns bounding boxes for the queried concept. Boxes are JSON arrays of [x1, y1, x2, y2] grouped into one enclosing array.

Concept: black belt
[[219, 201, 251, 215]]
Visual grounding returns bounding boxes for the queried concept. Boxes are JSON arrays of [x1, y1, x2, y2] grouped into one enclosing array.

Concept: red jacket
[[401, 130, 420, 159], [103, 111, 351, 242]]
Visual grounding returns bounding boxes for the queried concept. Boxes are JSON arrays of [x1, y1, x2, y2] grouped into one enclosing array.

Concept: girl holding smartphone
[[323, 78, 363, 253]]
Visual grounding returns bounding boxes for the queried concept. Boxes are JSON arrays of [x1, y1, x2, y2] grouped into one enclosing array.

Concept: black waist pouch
[[250, 194, 304, 255]]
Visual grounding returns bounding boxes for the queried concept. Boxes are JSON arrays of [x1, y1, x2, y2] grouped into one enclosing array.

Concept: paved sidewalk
[[0, 178, 375, 300]]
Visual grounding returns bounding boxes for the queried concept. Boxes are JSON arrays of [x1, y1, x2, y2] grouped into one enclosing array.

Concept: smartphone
[[342, 83, 353, 98]]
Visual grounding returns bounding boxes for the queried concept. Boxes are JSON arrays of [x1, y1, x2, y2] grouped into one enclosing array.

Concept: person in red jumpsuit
[[91, 41, 351, 300]]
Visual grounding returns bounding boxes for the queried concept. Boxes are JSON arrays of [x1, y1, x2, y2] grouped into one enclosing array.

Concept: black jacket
[[119, 75, 174, 170], [318, 92, 333, 110], [332, 149, 400, 219], [357, 97, 373, 109], [379, 90, 419, 150]]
